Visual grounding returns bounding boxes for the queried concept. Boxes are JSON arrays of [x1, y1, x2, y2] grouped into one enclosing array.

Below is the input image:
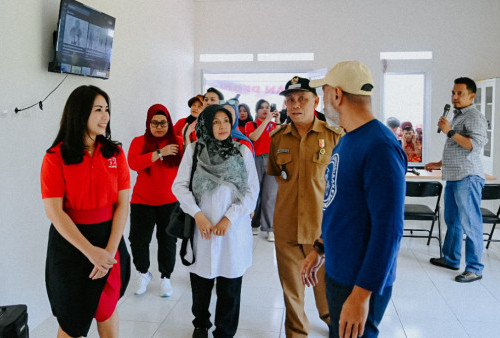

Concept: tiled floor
[[32, 229, 500, 337]]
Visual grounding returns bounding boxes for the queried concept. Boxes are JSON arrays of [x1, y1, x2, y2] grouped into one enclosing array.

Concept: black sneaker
[[193, 327, 208, 338], [429, 257, 459, 270], [455, 271, 482, 283]]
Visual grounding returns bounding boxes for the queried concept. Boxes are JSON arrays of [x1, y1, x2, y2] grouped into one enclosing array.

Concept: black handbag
[[0, 304, 29, 338], [166, 203, 195, 239], [166, 143, 198, 265]]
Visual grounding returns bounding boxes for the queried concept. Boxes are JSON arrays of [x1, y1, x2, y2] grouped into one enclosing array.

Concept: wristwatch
[[313, 239, 325, 256], [447, 130, 456, 138], [156, 149, 163, 160]]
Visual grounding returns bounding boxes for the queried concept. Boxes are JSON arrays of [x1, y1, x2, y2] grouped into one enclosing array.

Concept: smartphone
[[270, 103, 277, 111]]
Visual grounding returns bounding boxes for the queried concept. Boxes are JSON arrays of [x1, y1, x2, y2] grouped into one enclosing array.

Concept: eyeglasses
[[221, 99, 238, 105], [150, 121, 168, 128]]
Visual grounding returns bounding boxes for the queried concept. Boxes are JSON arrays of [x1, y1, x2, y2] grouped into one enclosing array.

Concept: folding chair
[[403, 181, 443, 255], [481, 184, 500, 249]]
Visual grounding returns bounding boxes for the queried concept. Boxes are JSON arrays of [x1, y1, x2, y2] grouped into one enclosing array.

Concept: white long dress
[[172, 143, 259, 279]]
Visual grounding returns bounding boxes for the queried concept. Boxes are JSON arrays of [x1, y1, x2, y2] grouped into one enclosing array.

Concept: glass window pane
[[383, 73, 425, 163]]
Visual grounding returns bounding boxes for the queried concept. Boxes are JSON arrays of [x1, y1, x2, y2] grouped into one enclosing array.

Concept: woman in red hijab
[[127, 104, 183, 297]]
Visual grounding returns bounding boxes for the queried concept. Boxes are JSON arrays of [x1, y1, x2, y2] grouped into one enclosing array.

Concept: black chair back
[[481, 184, 500, 200], [406, 181, 443, 213], [481, 184, 500, 249], [406, 181, 442, 198]]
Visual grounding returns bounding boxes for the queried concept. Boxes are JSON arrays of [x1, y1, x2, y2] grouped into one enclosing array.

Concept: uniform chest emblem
[[323, 153, 339, 210], [108, 157, 117, 168]]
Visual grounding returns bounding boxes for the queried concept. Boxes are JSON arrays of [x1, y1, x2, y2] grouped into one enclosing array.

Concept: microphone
[[437, 104, 451, 133]]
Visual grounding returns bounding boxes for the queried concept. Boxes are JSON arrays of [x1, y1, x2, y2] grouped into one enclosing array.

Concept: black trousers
[[129, 203, 177, 278], [190, 273, 243, 338]]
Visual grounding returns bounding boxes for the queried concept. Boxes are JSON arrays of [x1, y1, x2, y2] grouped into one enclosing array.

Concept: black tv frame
[[48, 0, 116, 79]]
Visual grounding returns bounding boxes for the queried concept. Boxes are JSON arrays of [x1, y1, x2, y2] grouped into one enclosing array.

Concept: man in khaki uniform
[[267, 76, 343, 337]]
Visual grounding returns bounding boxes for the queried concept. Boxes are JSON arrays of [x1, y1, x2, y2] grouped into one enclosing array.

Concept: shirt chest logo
[[323, 153, 339, 210], [108, 157, 117, 168]]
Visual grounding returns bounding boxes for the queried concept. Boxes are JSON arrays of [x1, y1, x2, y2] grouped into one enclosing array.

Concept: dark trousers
[[190, 273, 243, 338], [325, 274, 392, 338], [129, 203, 177, 278]]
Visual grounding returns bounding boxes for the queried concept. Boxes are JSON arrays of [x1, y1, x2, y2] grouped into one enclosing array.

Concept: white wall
[[0, 0, 195, 328], [193, 0, 500, 162]]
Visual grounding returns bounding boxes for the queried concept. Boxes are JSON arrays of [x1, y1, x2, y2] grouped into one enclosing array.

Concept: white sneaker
[[252, 227, 259, 236], [135, 272, 152, 295], [160, 277, 173, 297], [267, 231, 275, 242]]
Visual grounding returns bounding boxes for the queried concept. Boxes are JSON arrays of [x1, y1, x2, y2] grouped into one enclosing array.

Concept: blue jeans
[[325, 275, 392, 338], [442, 175, 485, 274]]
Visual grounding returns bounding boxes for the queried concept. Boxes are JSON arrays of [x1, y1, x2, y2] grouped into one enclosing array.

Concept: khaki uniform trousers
[[275, 238, 330, 337]]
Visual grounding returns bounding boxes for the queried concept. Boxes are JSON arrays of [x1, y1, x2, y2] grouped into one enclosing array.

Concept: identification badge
[[277, 149, 290, 154]]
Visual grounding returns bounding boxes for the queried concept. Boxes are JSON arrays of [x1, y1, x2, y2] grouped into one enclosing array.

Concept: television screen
[[48, 0, 115, 79]]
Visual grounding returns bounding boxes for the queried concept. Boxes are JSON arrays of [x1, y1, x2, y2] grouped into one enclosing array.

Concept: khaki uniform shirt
[[267, 118, 343, 244]]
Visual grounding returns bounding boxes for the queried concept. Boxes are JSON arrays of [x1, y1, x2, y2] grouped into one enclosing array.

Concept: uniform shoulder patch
[[325, 124, 345, 135], [270, 124, 286, 137]]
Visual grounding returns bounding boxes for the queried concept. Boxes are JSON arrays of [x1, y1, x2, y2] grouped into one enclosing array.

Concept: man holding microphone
[[426, 77, 488, 283]]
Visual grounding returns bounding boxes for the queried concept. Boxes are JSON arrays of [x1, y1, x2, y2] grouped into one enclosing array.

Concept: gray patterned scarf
[[192, 105, 248, 204]]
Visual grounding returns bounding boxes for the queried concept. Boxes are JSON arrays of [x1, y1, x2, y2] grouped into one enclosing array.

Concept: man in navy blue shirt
[[301, 61, 407, 338]]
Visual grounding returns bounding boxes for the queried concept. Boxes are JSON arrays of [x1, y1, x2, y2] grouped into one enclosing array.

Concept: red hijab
[[143, 104, 182, 167]]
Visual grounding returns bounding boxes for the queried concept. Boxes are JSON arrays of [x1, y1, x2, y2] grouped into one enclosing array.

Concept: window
[[383, 73, 427, 164], [199, 54, 253, 62]]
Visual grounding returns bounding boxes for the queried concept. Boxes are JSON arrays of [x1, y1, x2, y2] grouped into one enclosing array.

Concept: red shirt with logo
[[127, 135, 182, 205], [245, 119, 277, 156], [41, 142, 130, 223]]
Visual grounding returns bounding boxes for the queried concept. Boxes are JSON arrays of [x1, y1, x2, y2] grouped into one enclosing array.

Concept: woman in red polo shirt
[[245, 99, 280, 241], [237, 103, 253, 134], [173, 94, 203, 145], [127, 104, 182, 297], [41, 85, 131, 338]]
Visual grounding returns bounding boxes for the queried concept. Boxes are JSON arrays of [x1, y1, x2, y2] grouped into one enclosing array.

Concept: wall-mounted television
[[48, 0, 115, 79]]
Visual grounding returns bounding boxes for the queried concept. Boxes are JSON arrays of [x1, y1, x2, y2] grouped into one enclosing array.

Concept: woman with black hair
[[172, 104, 259, 338], [174, 94, 204, 145], [245, 99, 279, 241], [237, 103, 253, 134], [41, 85, 130, 337], [127, 104, 183, 297]]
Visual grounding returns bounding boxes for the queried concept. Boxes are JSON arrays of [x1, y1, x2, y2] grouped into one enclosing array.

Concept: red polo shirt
[[41, 142, 130, 223], [127, 135, 182, 205], [245, 119, 276, 156]]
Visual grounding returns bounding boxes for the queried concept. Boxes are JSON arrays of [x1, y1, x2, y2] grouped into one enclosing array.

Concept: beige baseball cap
[[309, 61, 374, 96]]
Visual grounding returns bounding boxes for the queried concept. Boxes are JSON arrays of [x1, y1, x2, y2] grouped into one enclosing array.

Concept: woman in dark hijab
[[172, 104, 259, 337]]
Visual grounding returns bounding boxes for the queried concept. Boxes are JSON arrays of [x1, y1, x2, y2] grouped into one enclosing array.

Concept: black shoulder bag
[[166, 143, 199, 266]]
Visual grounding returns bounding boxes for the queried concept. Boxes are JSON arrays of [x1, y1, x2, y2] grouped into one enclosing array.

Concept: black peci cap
[[279, 76, 317, 96]]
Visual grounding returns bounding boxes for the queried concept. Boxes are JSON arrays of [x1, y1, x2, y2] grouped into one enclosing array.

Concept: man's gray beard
[[324, 103, 340, 127]]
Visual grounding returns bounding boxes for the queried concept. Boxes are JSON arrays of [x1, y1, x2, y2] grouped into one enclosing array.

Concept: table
[[406, 169, 497, 181]]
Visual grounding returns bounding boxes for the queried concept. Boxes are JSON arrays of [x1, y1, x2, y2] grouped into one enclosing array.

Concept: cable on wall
[[14, 74, 69, 113]]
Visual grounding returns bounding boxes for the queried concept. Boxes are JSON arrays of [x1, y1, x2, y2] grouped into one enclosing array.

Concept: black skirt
[[45, 221, 130, 337]]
